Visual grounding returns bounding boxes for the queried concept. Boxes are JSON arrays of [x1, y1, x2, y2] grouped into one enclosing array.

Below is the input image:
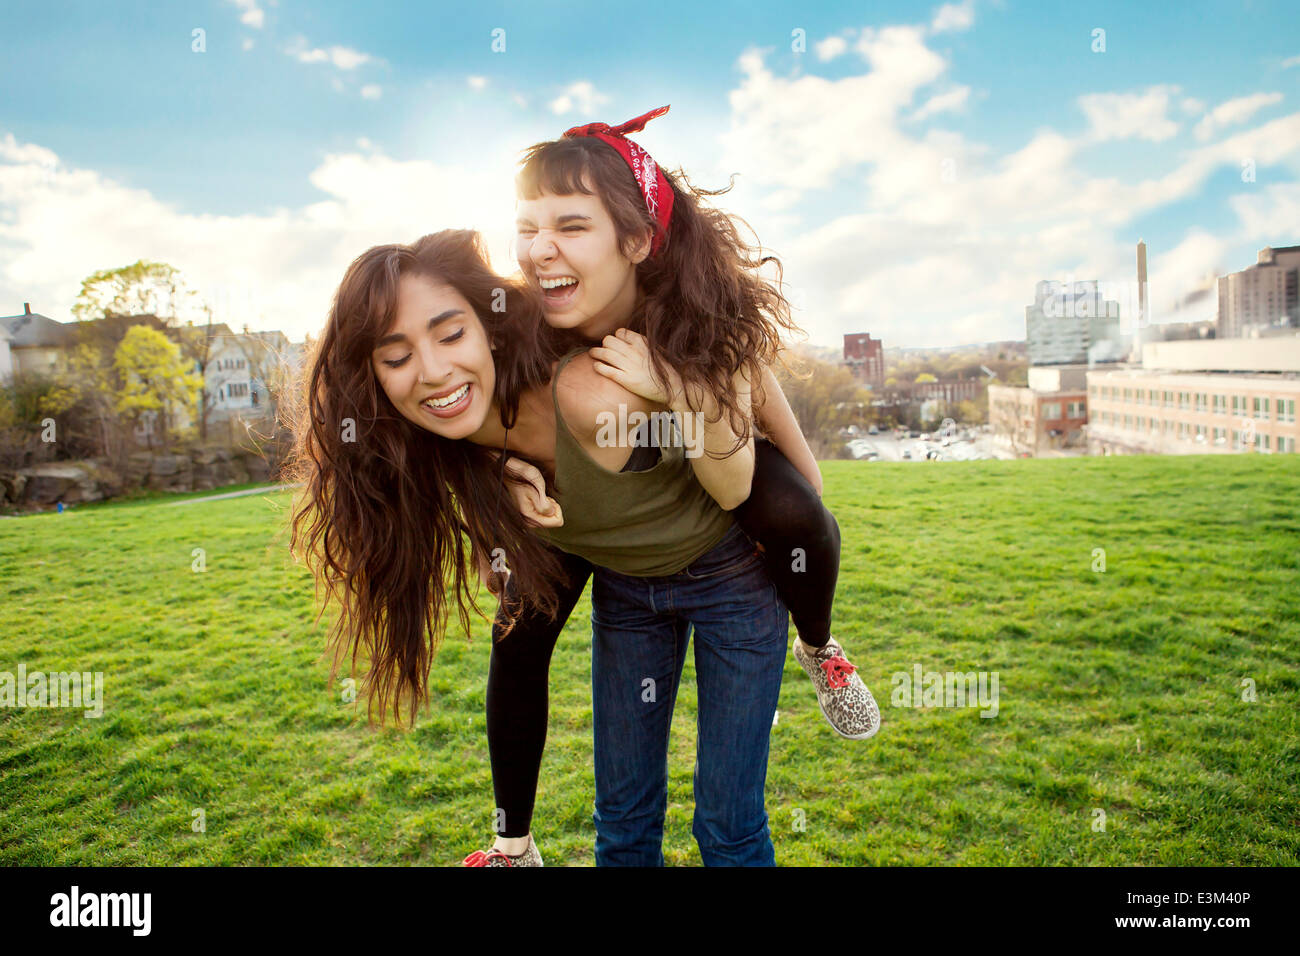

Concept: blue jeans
[[589, 523, 790, 866]]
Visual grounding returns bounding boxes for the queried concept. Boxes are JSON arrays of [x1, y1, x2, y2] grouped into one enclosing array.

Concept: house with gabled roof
[[0, 303, 75, 376]]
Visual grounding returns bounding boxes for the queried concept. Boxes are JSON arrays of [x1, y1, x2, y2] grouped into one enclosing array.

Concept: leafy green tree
[[71, 260, 200, 323], [113, 326, 203, 450], [774, 355, 871, 458]]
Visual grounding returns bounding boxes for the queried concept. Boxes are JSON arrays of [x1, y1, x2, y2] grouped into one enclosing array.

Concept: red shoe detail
[[821, 655, 858, 689], [463, 848, 512, 867]]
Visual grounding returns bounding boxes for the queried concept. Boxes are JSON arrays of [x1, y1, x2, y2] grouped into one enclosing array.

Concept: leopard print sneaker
[[792, 636, 881, 740], [461, 834, 544, 867]]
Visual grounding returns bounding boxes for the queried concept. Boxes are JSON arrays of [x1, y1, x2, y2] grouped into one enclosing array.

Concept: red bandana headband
[[563, 105, 674, 256]]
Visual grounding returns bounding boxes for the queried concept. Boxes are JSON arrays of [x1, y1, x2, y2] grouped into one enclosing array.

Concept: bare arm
[[589, 330, 755, 511], [670, 366, 756, 511], [753, 363, 823, 496]]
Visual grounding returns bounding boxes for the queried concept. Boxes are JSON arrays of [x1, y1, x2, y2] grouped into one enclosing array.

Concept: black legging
[[485, 437, 840, 838]]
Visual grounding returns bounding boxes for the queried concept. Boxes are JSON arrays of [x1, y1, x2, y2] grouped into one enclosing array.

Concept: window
[[1178, 422, 1188, 439], [1231, 395, 1243, 415], [1195, 424, 1207, 442], [1067, 401, 1085, 417], [1253, 396, 1270, 420], [1278, 399, 1295, 423], [1164, 390, 1174, 408], [1178, 392, 1190, 410], [1212, 395, 1226, 415], [1213, 427, 1225, 444], [1280, 436, 1295, 453], [1149, 389, 1159, 405], [1232, 428, 1243, 448], [1124, 414, 1132, 429], [1042, 402, 1061, 419], [1256, 432, 1270, 451], [1195, 393, 1207, 413]]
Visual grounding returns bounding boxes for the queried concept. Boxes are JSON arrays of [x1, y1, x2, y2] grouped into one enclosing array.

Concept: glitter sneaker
[[461, 835, 544, 867], [792, 635, 880, 740]]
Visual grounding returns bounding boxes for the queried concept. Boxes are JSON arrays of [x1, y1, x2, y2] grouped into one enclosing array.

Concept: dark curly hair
[[285, 230, 565, 729]]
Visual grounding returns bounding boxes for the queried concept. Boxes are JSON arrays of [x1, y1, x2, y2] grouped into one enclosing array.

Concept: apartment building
[[1085, 338, 1300, 455], [1216, 245, 1300, 338]]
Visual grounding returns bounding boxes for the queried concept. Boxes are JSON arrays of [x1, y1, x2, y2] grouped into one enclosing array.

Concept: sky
[[1, 0, 1298, 349]]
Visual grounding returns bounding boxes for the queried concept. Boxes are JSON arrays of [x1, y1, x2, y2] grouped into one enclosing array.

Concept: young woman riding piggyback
[[474, 105, 881, 865]]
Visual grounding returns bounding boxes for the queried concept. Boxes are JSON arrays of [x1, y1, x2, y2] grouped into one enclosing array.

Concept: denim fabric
[[589, 523, 790, 866]]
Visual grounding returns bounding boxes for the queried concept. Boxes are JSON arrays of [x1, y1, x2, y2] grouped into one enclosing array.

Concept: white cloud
[[360, 85, 382, 100], [1193, 92, 1283, 142], [910, 86, 970, 122], [930, 0, 974, 34], [1282, 55, 1300, 69], [548, 81, 611, 116], [1228, 182, 1300, 239], [815, 36, 849, 62], [0, 132, 525, 342], [1077, 85, 1181, 142], [706, 31, 1300, 349], [227, 0, 264, 30], [1181, 97, 1205, 115], [288, 39, 373, 71], [467, 75, 488, 91], [241, 38, 254, 52]]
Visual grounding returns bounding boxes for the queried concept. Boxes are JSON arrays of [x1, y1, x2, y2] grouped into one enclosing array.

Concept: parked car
[[867, 425, 878, 435], [901, 449, 912, 459]]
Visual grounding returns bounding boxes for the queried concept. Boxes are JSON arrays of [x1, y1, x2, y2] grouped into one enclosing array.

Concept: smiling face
[[371, 273, 496, 441], [515, 187, 651, 340]]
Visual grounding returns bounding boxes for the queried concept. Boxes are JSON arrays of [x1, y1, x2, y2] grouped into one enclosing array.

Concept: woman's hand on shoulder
[[588, 329, 683, 408]]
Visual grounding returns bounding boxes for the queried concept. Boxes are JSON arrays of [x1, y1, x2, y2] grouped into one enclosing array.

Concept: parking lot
[[843, 426, 1012, 462]]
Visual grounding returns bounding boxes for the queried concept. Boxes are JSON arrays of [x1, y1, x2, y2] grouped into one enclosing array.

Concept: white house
[[205, 329, 296, 418]]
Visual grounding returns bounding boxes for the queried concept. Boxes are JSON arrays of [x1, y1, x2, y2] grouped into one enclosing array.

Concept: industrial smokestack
[[1137, 239, 1147, 325], [1133, 239, 1148, 363]]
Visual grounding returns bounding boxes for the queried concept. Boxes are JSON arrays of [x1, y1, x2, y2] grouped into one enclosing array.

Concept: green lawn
[[2, 455, 1297, 865]]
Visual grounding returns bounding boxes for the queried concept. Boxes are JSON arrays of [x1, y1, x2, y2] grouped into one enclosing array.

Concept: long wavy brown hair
[[285, 230, 565, 729], [517, 134, 803, 451]]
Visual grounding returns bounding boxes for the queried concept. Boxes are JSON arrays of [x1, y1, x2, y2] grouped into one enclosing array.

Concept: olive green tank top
[[534, 350, 735, 575]]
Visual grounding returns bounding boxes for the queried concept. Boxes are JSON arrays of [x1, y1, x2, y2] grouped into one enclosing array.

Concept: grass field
[[2, 454, 1297, 866]]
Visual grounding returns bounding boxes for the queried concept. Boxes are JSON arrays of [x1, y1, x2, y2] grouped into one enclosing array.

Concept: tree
[[774, 355, 872, 458], [71, 260, 202, 324], [915, 372, 937, 383], [956, 399, 983, 425], [113, 326, 203, 450], [71, 260, 221, 440], [66, 343, 123, 460]]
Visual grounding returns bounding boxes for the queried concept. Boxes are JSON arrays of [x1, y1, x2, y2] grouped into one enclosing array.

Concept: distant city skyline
[[1, 0, 1298, 348]]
